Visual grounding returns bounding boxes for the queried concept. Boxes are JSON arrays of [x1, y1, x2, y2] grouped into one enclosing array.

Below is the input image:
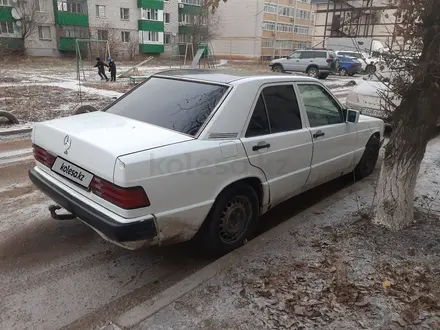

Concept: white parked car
[[29, 70, 384, 256]]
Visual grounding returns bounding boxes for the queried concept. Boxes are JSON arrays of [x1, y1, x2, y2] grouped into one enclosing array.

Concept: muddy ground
[[0, 86, 111, 123]]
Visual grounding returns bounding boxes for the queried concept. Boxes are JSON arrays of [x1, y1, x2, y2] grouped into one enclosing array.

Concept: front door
[[296, 83, 358, 190], [240, 83, 313, 206], [284, 52, 302, 71]]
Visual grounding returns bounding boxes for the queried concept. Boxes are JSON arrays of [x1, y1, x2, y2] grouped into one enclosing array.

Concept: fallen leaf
[[294, 306, 305, 316], [382, 280, 392, 288]]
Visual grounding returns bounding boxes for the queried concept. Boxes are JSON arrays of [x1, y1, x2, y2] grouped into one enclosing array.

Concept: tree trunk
[[373, 7, 440, 229]]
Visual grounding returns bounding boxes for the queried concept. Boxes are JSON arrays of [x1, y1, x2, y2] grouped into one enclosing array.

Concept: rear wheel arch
[[214, 177, 264, 210], [306, 64, 319, 72]]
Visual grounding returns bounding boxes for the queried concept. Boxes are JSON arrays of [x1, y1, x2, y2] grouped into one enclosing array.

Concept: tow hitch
[[48, 204, 77, 221]]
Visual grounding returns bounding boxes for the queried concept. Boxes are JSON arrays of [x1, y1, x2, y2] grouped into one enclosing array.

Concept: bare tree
[[372, 0, 440, 230], [124, 39, 138, 61], [16, 0, 45, 41]]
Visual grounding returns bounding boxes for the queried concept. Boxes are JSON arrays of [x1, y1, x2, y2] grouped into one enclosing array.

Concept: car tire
[[348, 72, 355, 76], [196, 183, 259, 257], [365, 64, 376, 75], [354, 135, 381, 180], [339, 68, 348, 76], [307, 67, 319, 78], [272, 64, 285, 73], [318, 73, 329, 79], [73, 105, 98, 115]]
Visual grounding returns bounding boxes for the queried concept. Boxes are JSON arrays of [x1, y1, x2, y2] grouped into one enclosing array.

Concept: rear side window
[[104, 77, 228, 136], [263, 85, 302, 133], [300, 52, 314, 59], [245, 85, 302, 137], [315, 51, 326, 58]]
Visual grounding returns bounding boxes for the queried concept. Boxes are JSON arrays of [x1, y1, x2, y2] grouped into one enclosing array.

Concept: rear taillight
[[90, 176, 150, 209], [33, 144, 56, 168], [326, 58, 332, 63]]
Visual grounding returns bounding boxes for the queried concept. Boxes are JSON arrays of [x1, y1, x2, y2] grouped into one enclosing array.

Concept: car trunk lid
[[32, 111, 194, 182]]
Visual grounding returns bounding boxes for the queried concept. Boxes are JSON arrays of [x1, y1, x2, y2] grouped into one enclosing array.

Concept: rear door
[[240, 83, 313, 205], [299, 51, 315, 72], [296, 82, 358, 190]]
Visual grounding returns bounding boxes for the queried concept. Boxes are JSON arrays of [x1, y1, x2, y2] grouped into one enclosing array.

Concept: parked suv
[[269, 49, 339, 79]]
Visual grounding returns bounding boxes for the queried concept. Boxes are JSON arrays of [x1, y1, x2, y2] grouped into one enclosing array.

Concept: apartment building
[[211, 0, 316, 60], [312, 0, 400, 51], [0, 0, 205, 57]]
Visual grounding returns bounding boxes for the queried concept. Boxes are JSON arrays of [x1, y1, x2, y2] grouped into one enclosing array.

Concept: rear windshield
[[104, 77, 229, 136]]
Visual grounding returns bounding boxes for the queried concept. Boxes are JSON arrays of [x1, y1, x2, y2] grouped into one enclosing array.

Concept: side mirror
[[346, 109, 360, 124]]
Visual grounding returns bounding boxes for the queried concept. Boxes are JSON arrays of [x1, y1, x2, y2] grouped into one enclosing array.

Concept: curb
[[113, 177, 364, 329], [0, 127, 32, 137]]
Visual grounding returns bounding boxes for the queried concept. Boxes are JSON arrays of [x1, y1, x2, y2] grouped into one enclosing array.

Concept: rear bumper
[[29, 168, 158, 242]]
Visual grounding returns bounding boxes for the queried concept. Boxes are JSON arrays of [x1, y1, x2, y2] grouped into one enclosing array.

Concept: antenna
[[11, 8, 23, 20]]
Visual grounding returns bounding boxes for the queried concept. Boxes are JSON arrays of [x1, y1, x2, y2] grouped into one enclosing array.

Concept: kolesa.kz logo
[[60, 162, 85, 181]]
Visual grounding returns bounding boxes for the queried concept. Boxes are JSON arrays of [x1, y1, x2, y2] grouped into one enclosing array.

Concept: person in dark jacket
[[94, 57, 109, 81], [108, 58, 117, 82]]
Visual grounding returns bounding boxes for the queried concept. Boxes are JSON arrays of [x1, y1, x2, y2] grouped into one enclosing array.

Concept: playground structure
[[75, 39, 111, 82]]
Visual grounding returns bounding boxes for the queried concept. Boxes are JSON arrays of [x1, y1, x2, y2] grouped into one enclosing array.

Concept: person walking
[[94, 57, 109, 81], [108, 58, 117, 82]]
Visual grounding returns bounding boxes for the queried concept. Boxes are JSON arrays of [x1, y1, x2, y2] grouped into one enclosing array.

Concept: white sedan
[[29, 70, 384, 256]]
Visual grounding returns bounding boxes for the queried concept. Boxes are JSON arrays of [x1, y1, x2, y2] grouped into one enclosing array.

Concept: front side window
[[289, 52, 302, 59], [300, 52, 314, 59], [298, 84, 343, 127], [105, 77, 229, 137]]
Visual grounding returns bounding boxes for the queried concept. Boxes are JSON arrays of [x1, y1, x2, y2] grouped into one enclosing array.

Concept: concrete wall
[[163, 0, 179, 55], [211, 0, 265, 59], [25, 0, 58, 57]]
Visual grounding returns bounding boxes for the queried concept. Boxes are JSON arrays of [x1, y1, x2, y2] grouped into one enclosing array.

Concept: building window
[[262, 21, 276, 31], [0, 21, 14, 34], [58, 0, 85, 14], [164, 13, 170, 23], [164, 33, 171, 44], [142, 8, 159, 20], [120, 8, 129, 20], [264, 3, 277, 14], [121, 31, 130, 42], [182, 0, 202, 6], [97, 29, 108, 40], [140, 31, 159, 43], [296, 9, 311, 20], [297, 0, 311, 3], [96, 5, 106, 18], [278, 6, 293, 17], [0, 0, 12, 6], [262, 38, 274, 48], [294, 25, 310, 35], [295, 42, 311, 49], [61, 27, 89, 38], [275, 40, 294, 50], [38, 26, 52, 39], [179, 13, 194, 24], [178, 33, 191, 43], [277, 23, 294, 33]]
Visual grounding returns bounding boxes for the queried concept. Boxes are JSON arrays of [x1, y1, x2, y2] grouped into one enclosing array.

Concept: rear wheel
[[354, 135, 381, 179], [307, 67, 319, 78], [272, 64, 284, 73], [339, 68, 348, 76], [196, 184, 259, 257]]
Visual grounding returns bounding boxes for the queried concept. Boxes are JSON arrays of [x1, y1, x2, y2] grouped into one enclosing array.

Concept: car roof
[[153, 69, 320, 85]]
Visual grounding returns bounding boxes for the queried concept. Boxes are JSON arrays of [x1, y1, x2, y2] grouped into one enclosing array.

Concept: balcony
[[0, 37, 24, 50], [55, 12, 88, 26], [0, 6, 14, 21], [178, 24, 193, 34], [179, 4, 202, 15], [139, 43, 164, 53], [138, 0, 164, 10], [138, 20, 164, 31], [58, 37, 77, 51]]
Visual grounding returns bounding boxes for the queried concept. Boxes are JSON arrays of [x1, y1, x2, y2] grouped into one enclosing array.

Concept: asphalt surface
[[0, 91, 353, 330]]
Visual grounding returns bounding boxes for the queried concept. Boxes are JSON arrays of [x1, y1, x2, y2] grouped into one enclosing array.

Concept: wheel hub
[[219, 197, 251, 244]]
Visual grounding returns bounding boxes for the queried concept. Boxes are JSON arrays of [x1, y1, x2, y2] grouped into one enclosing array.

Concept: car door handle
[[252, 143, 271, 151], [313, 131, 325, 138]]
